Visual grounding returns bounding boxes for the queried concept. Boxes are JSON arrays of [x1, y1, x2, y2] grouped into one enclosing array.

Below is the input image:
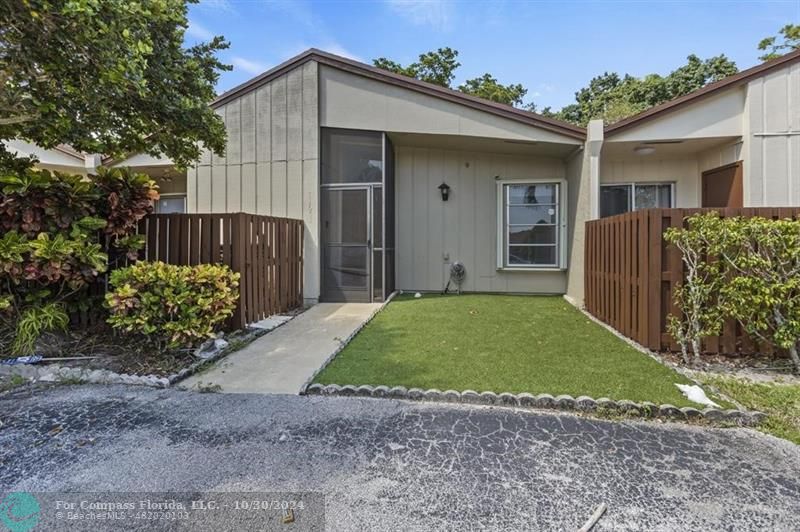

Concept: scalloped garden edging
[[302, 383, 767, 426]]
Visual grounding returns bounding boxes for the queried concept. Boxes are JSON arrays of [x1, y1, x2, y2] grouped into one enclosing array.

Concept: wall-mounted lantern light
[[438, 182, 451, 201]]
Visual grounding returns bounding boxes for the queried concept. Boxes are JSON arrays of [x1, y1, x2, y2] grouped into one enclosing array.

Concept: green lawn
[[316, 294, 700, 407], [698, 375, 800, 445]]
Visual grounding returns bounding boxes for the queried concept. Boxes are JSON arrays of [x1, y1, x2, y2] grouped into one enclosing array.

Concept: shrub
[[0, 164, 158, 356], [106, 262, 240, 350], [667, 213, 800, 372], [664, 213, 725, 364]]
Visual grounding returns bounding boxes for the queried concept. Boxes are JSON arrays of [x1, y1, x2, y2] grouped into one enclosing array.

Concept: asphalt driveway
[[1, 385, 798, 531]]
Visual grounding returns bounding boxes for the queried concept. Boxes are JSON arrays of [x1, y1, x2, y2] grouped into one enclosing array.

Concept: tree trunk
[[691, 337, 702, 366], [789, 344, 800, 374]]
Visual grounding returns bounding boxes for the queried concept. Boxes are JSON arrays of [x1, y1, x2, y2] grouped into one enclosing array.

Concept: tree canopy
[[542, 54, 739, 126], [373, 48, 536, 109], [373, 24, 800, 127], [0, 0, 231, 168], [374, 47, 461, 88], [758, 24, 800, 61]]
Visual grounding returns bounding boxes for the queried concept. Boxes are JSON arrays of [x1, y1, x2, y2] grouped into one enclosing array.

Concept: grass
[[315, 294, 702, 407], [699, 375, 800, 445]]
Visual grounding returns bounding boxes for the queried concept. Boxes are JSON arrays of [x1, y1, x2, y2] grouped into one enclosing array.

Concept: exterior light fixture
[[634, 145, 656, 155], [438, 182, 451, 201]]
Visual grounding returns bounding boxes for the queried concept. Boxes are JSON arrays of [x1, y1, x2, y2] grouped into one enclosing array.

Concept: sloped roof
[[212, 48, 586, 140], [605, 48, 800, 137]]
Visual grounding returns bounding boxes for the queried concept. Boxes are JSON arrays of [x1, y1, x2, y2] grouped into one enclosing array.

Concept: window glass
[[157, 196, 186, 214], [600, 183, 673, 217], [636, 184, 672, 209], [503, 183, 559, 267], [600, 185, 630, 217], [508, 184, 556, 204], [321, 129, 383, 184]]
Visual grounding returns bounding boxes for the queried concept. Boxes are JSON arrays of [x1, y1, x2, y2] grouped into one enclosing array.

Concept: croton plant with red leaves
[[0, 165, 159, 354]]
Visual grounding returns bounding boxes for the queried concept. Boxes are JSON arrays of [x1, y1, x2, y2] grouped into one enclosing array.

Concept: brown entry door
[[701, 161, 743, 208]]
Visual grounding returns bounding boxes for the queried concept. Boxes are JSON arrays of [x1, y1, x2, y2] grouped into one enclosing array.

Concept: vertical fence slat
[[585, 207, 800, 358], [137, 212, 303, 330]]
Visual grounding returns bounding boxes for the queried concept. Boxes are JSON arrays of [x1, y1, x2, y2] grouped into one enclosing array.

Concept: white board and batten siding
[[395, 147, 568, 294], [745, 61, 800, 206], [188, 61, 321, 301]]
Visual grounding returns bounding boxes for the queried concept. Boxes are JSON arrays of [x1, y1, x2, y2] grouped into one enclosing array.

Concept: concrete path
[[2, 385, 799, 531], [182, 302, 381, 394]]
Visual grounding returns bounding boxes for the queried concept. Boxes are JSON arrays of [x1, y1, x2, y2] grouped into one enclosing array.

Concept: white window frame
[[155, 193, 187, 214], [496, 178, 568, 271], [600, 182, 675, 215]]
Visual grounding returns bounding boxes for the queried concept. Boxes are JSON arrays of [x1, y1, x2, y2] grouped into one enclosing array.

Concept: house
[[13, 48, 800, 307], [6, 141, 187, 214]]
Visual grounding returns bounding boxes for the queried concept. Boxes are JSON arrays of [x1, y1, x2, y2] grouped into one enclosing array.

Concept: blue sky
[[187, 0, 800, 110]]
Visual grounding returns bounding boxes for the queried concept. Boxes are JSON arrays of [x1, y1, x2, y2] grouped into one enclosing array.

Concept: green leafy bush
[[667, 213, 800, 372], [106, 262, 240, 350], [0, 165, 158, 355]]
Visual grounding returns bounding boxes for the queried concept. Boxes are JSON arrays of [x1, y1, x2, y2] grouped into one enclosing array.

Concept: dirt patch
[[658, 350, 799, 384], [9, 326, 198, 377]]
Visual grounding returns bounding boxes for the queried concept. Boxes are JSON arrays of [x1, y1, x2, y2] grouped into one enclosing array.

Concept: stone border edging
[[298, 290, 400, 394], [0, 313, 297, 389], [302, 383, 767, 426]]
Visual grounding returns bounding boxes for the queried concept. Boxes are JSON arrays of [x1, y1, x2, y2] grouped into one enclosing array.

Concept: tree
[[373, 48, 537, 109], [373, 47, 460, 88], [758, 24, 800, 61], [548, 54, 738, 126], [0, 0, 231, 168], [664, 214, 726, 365], [458, 74, 531, 108], [716, 217, 800, 372]]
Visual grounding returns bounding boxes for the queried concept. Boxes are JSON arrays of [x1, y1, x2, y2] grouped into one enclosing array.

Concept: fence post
[[230, 213, 247, 330]]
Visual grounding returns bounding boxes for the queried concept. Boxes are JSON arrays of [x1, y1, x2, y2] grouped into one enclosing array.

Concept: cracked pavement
[[1, 384, 799, 531]]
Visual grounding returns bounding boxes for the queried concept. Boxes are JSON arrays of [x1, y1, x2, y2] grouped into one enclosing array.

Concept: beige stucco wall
[[394, 147, 569, 294], [188, 61, 320, 301], [744, 61, 800, 206]]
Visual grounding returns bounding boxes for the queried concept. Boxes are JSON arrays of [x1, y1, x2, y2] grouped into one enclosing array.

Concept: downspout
[[587, 120, 604, 220]]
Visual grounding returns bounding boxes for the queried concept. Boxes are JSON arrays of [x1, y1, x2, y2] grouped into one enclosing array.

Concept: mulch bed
[[9, 326, 197, 378]]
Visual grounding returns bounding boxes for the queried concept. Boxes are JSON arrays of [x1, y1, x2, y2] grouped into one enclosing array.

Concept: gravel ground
[[1, 384, 799, 531]]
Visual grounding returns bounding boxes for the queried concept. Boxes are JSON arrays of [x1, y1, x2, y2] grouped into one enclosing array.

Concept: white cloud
[[320, 43, 364, 63], [231, 56, 268, 75], [386, 0, 453, 29], [186, 19, 214, 41]]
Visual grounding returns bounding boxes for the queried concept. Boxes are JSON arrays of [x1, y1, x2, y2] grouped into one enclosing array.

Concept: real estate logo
[[0, 492, 40, 532]]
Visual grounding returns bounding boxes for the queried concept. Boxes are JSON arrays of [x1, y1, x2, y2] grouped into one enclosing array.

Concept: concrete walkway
[[182, 303, 381, 394]]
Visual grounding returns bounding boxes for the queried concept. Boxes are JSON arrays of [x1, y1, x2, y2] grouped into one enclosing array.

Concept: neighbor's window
[[600, 183, 673, 217], [155, 195, 186, 214], [502, 182, 560, 268]]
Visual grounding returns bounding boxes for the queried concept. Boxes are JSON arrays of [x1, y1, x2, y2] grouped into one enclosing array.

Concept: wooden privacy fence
[[585, 207, 800, 355], [137, 213, 304, 329]]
